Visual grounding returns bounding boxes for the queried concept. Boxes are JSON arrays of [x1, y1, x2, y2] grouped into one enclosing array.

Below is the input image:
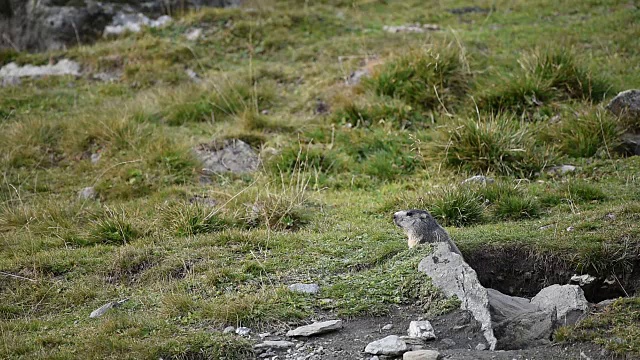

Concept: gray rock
[[235, 326, 251, 336], [194, 139, 259, 175], [89, 298, 127, 318], [547, 165, 577, 176], [222, 326, 235, 334], [407, 321, 436, 340], [382, 323, 394, 331], [383, 23, 440, 33], [531, 284, 589, 324], [185, 28, 203, 41], [461, 175, 494, 185], [0, 0, 240, 52], [89, 302, 114, 318], [78, 186, 97, 200], [287, 283, 320, 294], [439, 338, 456, 349], [90, 153, 101, 164], [418, 243, 497, 350], [475, 343, 486, 351], [103, 12, 171, 36], [606, 89, 640, 120], [286, 320, 342, 337], [0, 60, 80, 78], [254, 340, 295, 350], [570, 274, 596, 286], [403, 350, 441, 360], [364, 335, 409, 356], [619, 133, 640, 156], [487, 288, 556, 350]]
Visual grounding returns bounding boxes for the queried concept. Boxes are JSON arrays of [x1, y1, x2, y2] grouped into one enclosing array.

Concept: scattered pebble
[[383, 23, 440, 33], [287, 320, 343, 337], [185, 28, 203, 41], [407, 320, 436, 340], [235, 326, 251, 336], [382, 323, 394, 331], [223, 326, 235, 334]]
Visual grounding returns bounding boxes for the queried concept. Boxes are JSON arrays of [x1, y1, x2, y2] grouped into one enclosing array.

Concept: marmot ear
[[420, 212, 428, 219]]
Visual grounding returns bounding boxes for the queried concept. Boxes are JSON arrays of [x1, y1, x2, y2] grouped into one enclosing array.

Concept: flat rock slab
[[287, 283, 320, 294], [194, 139, 259, 174], [286, 320, 342, 337], [404, 349, 441, 360], [364, 335, 409, 356], [254, 340, 295, 350], [418, 243, 497, 350], [0, 60, 80, 78]]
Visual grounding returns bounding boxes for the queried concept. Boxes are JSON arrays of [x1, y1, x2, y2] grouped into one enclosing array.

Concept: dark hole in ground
[[464, 245, 640, 303]]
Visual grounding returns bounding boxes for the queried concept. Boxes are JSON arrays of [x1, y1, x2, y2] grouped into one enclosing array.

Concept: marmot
[[393, 209, 463, 258]]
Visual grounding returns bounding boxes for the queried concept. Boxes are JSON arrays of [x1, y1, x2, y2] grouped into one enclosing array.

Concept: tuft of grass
[[478, 48, 612, 118], [91, 208, 140, 245], [332, 98, 424, 129], [162, 203, 230, 236], [565, 181, 607, 203], [522, 48, 612, 102], [554, 297, 640, 356], [364, 45, 469, 115], [493, 195, 541, 221], [428, 186, 485, 227], [438, 115, 558, 177], [542, 108, 622, 158]]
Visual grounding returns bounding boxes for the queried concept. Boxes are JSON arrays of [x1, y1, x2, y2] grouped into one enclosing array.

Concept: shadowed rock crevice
[[464, 245, 638, 303]]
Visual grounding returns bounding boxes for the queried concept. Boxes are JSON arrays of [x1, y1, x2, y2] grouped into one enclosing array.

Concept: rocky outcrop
[[194, 139, 260, 175], [606, 89, 640, 120], [0, 0, 240, 52], [418, 243, 497, 350]]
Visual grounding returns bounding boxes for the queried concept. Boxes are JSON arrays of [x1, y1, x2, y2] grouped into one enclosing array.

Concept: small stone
[[475, 343, 487, 351], [90, 153, 101, 164], [364, 335, 409, 356], [223, 326, 235, 334], [566, 226, 575, 232], [185, 69, 201, 83], [439, 338, 456, 349], [547, 165, 577, 176], [288, 283, 320, 294], [89, 302, 114, 318], [461, 175, 495, 185], [185, 28, 203, 41], [604, 213, 616, 220], [539, 224, 555, 230], [235, 326, 251, 336], [403, 350, 441, 360], [254, 340, 295, 350], [78, 186, 97, 200], [382, 324, 394, 331], [570, 274, 596, 286], [259, 332, 271, 339], [407, 321, 436, 340], [286, 320, 342, 337]]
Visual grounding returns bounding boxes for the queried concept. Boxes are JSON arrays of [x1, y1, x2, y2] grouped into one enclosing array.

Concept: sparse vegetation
[[1, 0, 640, 358]]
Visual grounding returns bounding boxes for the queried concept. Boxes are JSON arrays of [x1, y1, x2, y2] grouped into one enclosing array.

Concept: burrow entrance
[[464, 245, 640, 303]]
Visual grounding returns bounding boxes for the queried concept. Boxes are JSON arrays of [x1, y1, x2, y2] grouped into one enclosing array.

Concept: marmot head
[[393, 209, 434, 230]]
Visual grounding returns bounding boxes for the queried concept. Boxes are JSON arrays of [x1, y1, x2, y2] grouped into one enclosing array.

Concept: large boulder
[[531, 284, 589, 325], [606, 89, 640, 121], [0, 0, 240, 52], [488, 289, 556, 350], [418, 243, 497, 350]]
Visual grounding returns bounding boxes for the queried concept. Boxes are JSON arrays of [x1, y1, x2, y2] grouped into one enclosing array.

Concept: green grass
[[1, 0, 640, 358]]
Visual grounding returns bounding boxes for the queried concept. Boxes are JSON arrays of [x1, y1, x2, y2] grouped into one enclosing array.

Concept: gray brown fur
[[393, 209, 463, 258]]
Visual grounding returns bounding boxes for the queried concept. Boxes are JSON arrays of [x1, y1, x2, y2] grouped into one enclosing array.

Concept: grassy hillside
[[1, 0, 639, 358]]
